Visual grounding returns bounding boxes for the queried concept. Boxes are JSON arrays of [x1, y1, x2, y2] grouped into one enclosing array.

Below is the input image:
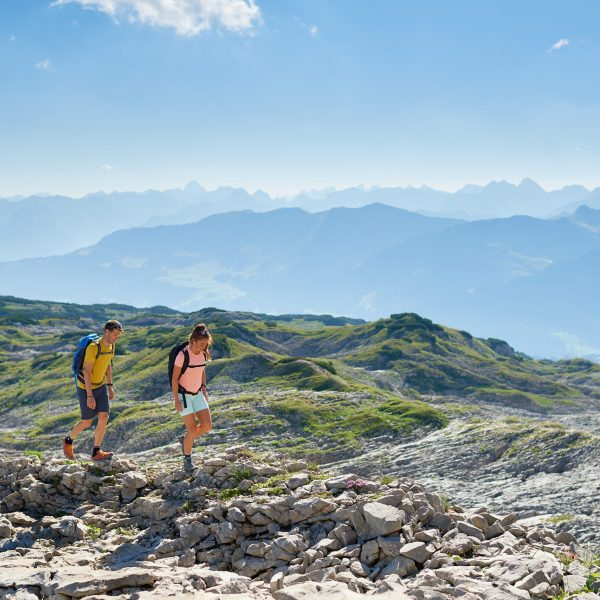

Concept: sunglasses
[[106, 322, 123, 332]]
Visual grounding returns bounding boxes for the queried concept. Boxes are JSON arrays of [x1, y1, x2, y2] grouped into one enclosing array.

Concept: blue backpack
[[72, 334, 102, 388]]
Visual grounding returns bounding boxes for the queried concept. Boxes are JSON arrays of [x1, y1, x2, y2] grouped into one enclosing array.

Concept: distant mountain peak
[[251, 189, 273, 201], [457, 183, 484, 194], [184, 180, 205, 193], [518, 177, 545, 191], [486, 179, 514, 190]]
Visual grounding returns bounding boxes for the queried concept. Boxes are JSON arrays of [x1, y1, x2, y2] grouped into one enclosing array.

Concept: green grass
[[2, 296, 598, 459], [545, 514, 575, 524], [23, 449, 44, 459], [264, 392, 447, 455], [250, 479, 288, 496], [219, 488, 241, 501], [114, 526, 139, 536], [87, 525, 102, 540], [231, 466, 253, 484]]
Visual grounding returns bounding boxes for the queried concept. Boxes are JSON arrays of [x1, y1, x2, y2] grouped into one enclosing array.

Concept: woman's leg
[[181, 413, 197, 455], [194, 408, 212, 437]]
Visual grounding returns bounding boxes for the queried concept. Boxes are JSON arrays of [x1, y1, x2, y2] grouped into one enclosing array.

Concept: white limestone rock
[[362, 502, 406, 538]]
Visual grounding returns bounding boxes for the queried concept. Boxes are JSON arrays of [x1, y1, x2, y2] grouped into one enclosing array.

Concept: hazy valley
[[1, 200, 599, 359]]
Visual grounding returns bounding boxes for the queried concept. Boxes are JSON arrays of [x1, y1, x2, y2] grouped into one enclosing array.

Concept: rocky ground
[[328, 401, 600, 550], [1, 445, 600, 600]]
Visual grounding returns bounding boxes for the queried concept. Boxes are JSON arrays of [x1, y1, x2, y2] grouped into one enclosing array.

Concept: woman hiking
[[171, 323, 213, 473]]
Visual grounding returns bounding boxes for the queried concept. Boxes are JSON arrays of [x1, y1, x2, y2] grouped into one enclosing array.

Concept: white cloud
[[120, 257, 147, 269], [101, 163, 115, 171], [358, 292, 377, 313], [51, 0, 262, 36], [9, 35, 16, 42], [35, 59, 55, 71], [309, 25, 318, 37], [548, 38, 569, 52]]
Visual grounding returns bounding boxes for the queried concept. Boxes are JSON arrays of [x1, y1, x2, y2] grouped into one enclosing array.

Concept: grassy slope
[[1, 296, 598, 459]]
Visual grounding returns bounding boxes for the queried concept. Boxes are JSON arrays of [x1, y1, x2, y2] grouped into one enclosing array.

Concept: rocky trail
[[1, 445, 600, 600]]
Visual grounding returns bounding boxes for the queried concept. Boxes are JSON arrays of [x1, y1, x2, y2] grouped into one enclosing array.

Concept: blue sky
[[1, 0, 599, 197]]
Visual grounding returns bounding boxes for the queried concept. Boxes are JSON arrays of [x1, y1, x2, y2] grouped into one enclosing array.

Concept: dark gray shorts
[[77, 385, 109, 420]]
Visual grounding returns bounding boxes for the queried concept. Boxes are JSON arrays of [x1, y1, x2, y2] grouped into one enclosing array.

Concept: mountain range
[[2, 178, 599, 262], [1, 203, 599, 359]]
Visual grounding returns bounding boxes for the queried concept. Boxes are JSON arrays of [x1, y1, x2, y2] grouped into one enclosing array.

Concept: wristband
[[201, 385, 207, 392], [107, 383, 113, 387]]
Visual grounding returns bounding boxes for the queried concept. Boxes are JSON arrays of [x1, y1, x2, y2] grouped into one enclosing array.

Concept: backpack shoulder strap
[[182, 348, 190, 372], [84, 339, 101, 361]]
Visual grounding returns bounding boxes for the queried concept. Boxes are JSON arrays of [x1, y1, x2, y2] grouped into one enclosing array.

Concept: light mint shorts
[[179, 391, 209, 417]]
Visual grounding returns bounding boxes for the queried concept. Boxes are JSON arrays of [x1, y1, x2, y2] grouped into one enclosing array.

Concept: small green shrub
[[219, 488, 241, 501], [231, 466, 253, 484], [87, 525, 102, 540], [114, 526, 138, 536]]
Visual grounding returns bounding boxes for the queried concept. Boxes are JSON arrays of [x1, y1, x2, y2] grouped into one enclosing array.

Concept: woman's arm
[[172, 364, 182, 412], [201, 358, 208, 399]]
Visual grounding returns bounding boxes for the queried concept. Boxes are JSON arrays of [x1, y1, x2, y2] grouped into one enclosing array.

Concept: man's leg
[[91, 411, 113, 461], [69, 419, 94, 440], [64, 419, 93, 459], [64, 387, 96, 459], [89, 385, 113, 460], [93, 412, 109, 447]]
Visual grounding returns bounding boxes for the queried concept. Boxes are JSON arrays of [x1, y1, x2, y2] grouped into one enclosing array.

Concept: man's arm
[[106, 363, 114, 400], [82, 359, 95, 410]]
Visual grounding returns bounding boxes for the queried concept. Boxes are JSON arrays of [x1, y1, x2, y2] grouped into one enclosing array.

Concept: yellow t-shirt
[[77, 340, 115, 389]]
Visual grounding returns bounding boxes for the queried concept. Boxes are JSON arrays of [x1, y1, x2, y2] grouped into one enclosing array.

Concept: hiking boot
[[92, 449, 114, 461], [63, 438, 74, 460], [183, 455, 193, 474]]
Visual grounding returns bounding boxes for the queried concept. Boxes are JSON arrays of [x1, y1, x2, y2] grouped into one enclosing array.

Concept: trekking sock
[[184, 454, 192, 459], [92, 446, 100, 457], [65, 436, 73, 445]]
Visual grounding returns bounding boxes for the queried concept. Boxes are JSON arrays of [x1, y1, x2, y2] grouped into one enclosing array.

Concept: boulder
[[362, 503, 405, 538], [0, 517, 14, 539], [399, 541, 431, 564]]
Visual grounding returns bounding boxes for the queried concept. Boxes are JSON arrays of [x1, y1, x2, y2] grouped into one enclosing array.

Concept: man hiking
[[63, 320, 123, 461]]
